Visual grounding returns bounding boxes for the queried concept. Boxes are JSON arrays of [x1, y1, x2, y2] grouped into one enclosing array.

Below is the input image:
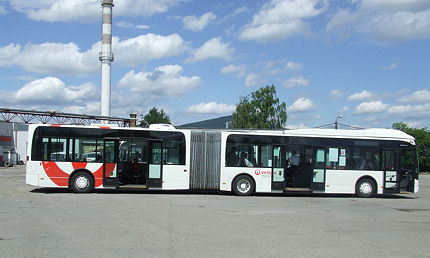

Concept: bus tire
[[232, 175, 255, 196], [70, 171, 94, 193], [356, 178, 375, 198]]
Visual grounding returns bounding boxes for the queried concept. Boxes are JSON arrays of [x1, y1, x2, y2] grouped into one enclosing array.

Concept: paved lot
[[1, 165, 430, 257]]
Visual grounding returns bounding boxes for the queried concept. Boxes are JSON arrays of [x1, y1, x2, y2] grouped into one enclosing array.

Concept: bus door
[[312, 147, 326, 192], [400, 147, 419, 193], [103, 138, 119, 187], [383, 149, 400, 193], [272, 145, 286, 191], [146, 140, 163, 188]]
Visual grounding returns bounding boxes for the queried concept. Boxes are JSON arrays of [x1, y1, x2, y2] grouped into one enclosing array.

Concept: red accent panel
[[49, 124, 62, 127], [0, 136, 12, 142], [42, 161, 70, 187], [105, 163, 116, 177], [93, 163, 115, 187], [94, 165, 104, 187], [72, 162, 87, 170], [100, 126, 111, 129]]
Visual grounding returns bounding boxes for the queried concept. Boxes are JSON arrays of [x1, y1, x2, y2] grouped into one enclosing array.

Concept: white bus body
[[26, 124, 419, 197]]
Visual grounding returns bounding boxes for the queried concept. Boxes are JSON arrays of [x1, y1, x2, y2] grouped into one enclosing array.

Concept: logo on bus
[[255, 169, 271, 176]]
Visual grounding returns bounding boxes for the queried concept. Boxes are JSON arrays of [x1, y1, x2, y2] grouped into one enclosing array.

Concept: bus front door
[[103, 139, 119, 187], [383, 149, 400, 193], [146, 140, 163, 188], [312, 147, 325, 192]]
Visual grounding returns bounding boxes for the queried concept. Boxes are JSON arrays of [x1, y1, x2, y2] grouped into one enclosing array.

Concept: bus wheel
[[70, 171, 94, 193], [356, 178, 375, 198], [232, 175, 255, 196]]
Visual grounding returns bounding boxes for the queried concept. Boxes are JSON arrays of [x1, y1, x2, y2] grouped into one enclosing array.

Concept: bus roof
[[29, 124, 415, 144], [284, 128, 414, 142], [223, 128, 415, 144]]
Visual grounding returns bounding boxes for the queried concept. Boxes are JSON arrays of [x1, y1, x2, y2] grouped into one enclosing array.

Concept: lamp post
[[335, 114, 342, 129]]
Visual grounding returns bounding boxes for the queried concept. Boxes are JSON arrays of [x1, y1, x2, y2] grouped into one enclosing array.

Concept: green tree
[[392, 122, 430, 172], [144, 107, 171, 125], [231, 85, 287, 129]]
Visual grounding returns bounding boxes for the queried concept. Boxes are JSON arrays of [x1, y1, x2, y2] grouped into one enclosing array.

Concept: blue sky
[[0, 0, 429, 128]]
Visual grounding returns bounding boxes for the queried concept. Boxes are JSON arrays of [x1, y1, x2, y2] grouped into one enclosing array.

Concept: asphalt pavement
[[1, 165, 430, 257]]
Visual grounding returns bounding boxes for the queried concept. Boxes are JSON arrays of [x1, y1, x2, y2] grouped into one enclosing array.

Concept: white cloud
[[239, 0, 327, 42], [0, 42, 98, 75], [339, 106, 349, 113], [116, 21, 149, 30], [288, 97, 316, 113], [117, 21, 134, 28], [62, 102, 100, 115], [0, 33, 188, 75], [223, 6, 249, 21], [283, 75, 309, 88], [245, 73, 259, 87], [0, 77, 99, 113], [136, 24, 150, 30], [353, 100, 388, 114], [10, 0, 184, 22], [118, 65, 202, 101], [285, 61, 303, 71], [388, 103, 430, 119], [221, 64, 246, 78], [384, 62, 399, 70], [186, 102, 236, 115], [347, 90, 374, 101], [183, 12, 216, 31], [398, 88, 430, 102], [114, 33, 188, 66], [327, 0, 430, 43], [330, 89, 346, 99], [187, 37, 234, 62]]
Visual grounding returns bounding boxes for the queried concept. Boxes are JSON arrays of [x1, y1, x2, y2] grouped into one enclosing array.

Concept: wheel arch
[[68, 168, 94, 188], [231, 173, 256, 192], [355, 175, 378, 190], [355, 175, 379, 197]]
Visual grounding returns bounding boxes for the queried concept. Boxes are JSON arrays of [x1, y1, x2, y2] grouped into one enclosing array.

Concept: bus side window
[[41, 137, 67, 161], [353, 148, 380, 170]]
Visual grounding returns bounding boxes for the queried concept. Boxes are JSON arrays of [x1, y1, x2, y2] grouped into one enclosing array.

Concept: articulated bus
[[26, 124, 419, 197]]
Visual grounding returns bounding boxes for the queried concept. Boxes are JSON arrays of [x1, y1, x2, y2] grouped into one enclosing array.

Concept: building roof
[[177, 115, 232, 129]]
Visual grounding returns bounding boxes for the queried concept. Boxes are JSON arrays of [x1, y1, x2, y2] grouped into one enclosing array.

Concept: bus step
[[118, 184, 148, 189], [284, 187, 312, 192]]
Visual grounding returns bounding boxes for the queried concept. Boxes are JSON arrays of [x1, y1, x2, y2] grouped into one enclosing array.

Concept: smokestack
[[99, 0, 114, 117]]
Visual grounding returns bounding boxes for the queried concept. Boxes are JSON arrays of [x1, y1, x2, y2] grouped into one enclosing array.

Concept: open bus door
[[383, 149, 400, 193], [400, 147, 420, 193], [103, 138, 119, 187]]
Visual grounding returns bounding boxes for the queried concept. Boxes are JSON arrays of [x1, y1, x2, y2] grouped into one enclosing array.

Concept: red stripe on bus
[[72, 162, 87, 170], [0, 136, 12, 142], [99, 126, 111, 129], [104, 163, 116, 177], [94, 165, 103, 187], [49, 124, 62, 127], [42, 161, 69, 187], [92, 163, 116, 187]]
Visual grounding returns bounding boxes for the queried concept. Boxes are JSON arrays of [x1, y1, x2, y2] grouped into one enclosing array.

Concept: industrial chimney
[[99, 0, 114, 117]]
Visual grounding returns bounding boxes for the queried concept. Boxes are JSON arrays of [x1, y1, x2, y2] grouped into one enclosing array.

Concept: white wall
[[15, 130, 28, 162]]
